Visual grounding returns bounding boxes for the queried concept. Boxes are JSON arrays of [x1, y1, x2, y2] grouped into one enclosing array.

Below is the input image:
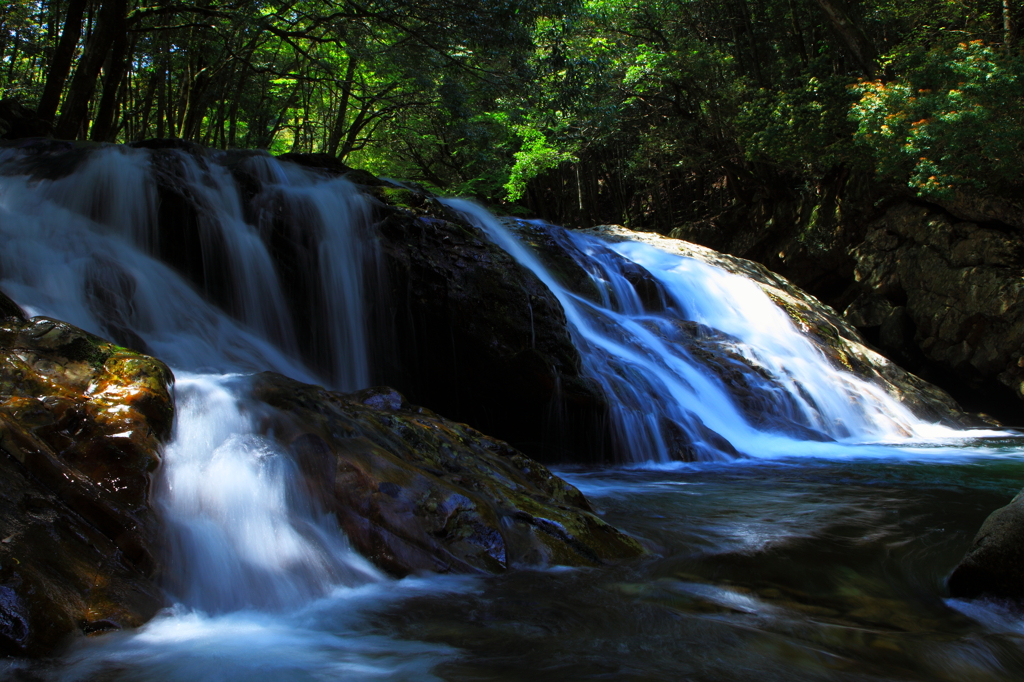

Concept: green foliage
[[6, 0, 1024, 226], [851, 40, 1024, 198], [505, 126, 578, 200], [739, 76, 866, 172]]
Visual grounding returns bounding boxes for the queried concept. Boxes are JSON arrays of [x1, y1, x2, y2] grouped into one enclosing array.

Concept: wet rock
[[847, 202, 1024, 421], [275, 152, 384, 187], [0, 99, 51, 140], [0, 137, 86, 180], [365, 186, 613, 463], [0, 292, 173, 655], [250, 372, 645, 576], [128, 138, 208, 154], [948, 489, 1024, 599]]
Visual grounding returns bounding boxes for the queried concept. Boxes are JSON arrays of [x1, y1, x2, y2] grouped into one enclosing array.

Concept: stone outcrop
[[249, 372, 644, 576], [0, 100, 51, 140], [0, 292, 173, 655], [845, 202, 1024, 422], [948, 488, 1024, 600], [361, 185, 613, 463]]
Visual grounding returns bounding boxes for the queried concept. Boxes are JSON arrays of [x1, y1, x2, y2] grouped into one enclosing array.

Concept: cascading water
[[0, 144, 464, 679], [159, 374, 381, 613], [0, 144, 372, 387], [444, 200, 977, 463], [0, 144, 380, 602]]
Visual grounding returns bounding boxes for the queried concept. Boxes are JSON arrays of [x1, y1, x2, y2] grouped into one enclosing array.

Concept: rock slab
[[250, 372, 645, 576]]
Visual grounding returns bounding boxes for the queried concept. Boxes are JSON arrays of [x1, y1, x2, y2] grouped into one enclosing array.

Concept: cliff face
[[845, 202, 1024, 422]]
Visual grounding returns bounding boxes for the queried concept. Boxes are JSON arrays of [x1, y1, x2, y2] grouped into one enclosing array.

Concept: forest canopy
[[1, 0, 1021, 229]]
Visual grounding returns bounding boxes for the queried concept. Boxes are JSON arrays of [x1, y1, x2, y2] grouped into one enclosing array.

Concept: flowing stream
[[0, 145, 1024, 680], [444, 200, 975, 463]]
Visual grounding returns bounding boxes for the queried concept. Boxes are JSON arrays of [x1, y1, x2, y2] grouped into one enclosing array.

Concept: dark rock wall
[[846, 202, 1024, 423], [364, 188, 614, 463]]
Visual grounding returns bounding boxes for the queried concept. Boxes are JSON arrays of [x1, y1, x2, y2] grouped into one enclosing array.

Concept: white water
[[443, 200, 991, 463], [0, 145, 449, 678], [0, 144, 382, 602]]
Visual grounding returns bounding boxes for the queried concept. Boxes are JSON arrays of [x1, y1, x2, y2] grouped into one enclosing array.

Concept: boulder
[[249, 372, 645, 576], [0, 291, 173, 655], [0, 100, 51, 140], [948, 489, 1024, 599]]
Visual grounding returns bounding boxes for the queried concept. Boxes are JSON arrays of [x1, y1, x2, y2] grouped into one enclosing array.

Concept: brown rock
[[0, 292, 173, 655]]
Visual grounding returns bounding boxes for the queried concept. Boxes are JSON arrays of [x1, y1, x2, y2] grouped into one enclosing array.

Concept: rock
[[0, 291, 173, 655], [0, 99, 51, 140], [127, 138, 209, 154], [365, 185, 613, 462], [579, 225, 975, 427], [936, 191, 1024, 236], [0, 138, 86, 180], [948, 489, 1024, 599], [847, 202, 1024, 421], [249, 372, 645, 576]]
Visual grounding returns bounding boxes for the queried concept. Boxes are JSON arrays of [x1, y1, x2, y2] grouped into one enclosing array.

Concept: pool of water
[[17, 446, 1024, 682]]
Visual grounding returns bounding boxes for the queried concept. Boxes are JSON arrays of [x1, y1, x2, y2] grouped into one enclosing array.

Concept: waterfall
[[159, 374, 381, 613], [0, 144, 381, 613], [444, 199, 968, 463], [0, 142, 993, 634], [0, 144, 373, 388]]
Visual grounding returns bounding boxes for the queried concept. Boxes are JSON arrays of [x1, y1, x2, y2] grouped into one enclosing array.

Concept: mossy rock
[[949, 489, 1024, 600]]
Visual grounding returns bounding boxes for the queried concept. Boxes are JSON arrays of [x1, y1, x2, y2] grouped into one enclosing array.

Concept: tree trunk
[[326, 56, 357, 156], [812, 0, 875, 76], [138, 65, 160, 137], [38, 0, 87, 124], [90, 27, 131, 141], [54, 0, 128, 139], [1005, 0, 1016, 47], [156, 66, 166, 138], [789, 0, 809, 65]]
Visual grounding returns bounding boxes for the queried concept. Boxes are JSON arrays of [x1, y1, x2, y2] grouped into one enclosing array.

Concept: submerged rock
[[249, 372, 645, 576], [948, 490, 1024, 599], [0, 291, 173, 655]]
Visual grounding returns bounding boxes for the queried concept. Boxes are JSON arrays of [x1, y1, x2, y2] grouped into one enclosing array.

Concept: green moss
[[381, 187, 421, 209], [56, 337, 111, 369]]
